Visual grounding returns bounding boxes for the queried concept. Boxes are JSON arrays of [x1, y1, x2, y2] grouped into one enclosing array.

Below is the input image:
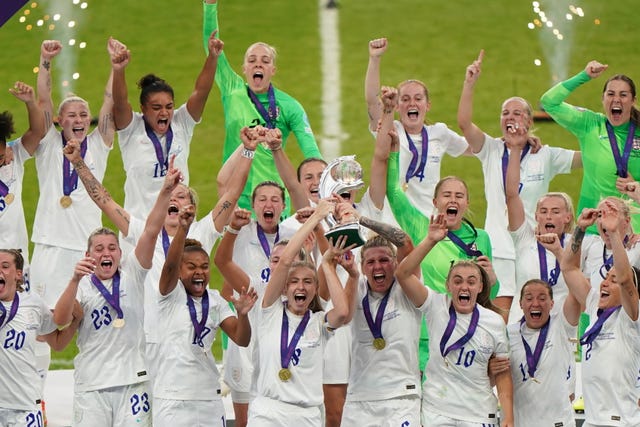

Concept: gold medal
[[278, 368, 292, 382], [112, 318, 125, 328], [373, 337, 386, 350], [60, 195, 72, 208], [402, 182, 409, 192], [531, 377, 541, 384], [4, 193, 14, 205]]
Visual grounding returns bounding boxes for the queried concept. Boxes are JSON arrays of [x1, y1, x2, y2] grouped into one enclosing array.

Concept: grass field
[[1, 0, 639, 367]]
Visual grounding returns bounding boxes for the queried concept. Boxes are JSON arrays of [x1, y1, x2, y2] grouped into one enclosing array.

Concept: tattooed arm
[[560, 208, 598, 307]]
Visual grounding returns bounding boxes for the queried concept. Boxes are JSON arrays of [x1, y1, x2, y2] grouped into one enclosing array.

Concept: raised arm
[[321, 236, 357, 328], [262, 199, 334, 308], [185, 31, 223, 122], [63, 139, 131, 235], [504, 130, 529, 231], [369, 86, 397, 210], [37, 40, 62, 129], [364, 38, 387, 131], [96, 38, 123, 146], [159, 204, 195, 296], [109, 37, 133, 130], [457, 49, 486, 153], [53, 256, 95, 325], [213, 208, 253, 294], [9, 81, 45, 155], [267, 127, 310, 211]]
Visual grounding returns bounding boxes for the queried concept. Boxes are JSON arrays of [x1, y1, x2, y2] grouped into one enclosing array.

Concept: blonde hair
[[58, 94, 90, 117], [244, 42, 277, 65], [536, 192, 575, 234]]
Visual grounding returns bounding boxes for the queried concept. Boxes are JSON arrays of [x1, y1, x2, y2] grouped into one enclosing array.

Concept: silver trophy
[[318, 155, 367, 248]]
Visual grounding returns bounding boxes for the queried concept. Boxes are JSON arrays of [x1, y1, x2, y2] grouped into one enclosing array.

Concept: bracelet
[[224, 225, 240, 235], [241, 148, 255, 159]]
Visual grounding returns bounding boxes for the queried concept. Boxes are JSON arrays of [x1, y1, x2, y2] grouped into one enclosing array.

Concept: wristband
[[241, 148, 255, 159], [224, 225, 240, 235]]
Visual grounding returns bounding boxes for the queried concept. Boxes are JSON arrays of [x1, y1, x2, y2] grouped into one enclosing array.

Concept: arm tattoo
[[571, 226, 585, 254], [74, 160, 112, 206], [115, 208, 130, 224], [359, 216, 407, 247], [212, 200, 232, 223], [42, 60, 51, 71]]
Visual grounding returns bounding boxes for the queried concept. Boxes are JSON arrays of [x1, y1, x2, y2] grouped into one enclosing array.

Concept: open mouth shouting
[[610, 105, 623, 121], [157, 118, 170, 133], [253, 71, 264, 85], [72, 126, 86, 139], [167, 204, 180, 216], [407, 108, 419, 120], [293, 292, 307, 304], [505, 123, 519, 133], [191, 277, 206, 294], [529, 309, 542, 320], [445, 205, 459, 222]]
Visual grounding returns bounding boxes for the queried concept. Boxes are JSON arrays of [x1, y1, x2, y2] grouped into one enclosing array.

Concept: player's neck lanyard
[[519, 316, 550, 381], [143, 119, 173, 171], [247, 84, 277, 129], [537, 233, 564, 286], [0, 179, 9, 199], [280, 305, 310, 370], [0, 292, 20, 330], [161, 227, 170, 258], [404, 127, 429, 184], [605, 120, 636, 178], [599, 235, 629, 279], [362, 282, 393, 344], [501, 143, 530, 198], [90, 271, 124, 321], [186, 291, 210, 347], [440, 304, 479, 359], [579, 305, 621, 346], [446, 218, 483, 258], [257, 224, 279, 283], [61, 132, 88, 197]]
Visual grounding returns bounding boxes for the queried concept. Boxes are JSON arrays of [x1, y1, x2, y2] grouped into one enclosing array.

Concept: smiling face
[[397, 80, 430, 134], [165, 184, 196, 228], [86, 232, 121, 281], [242, 43, 277, 94], [361, 245, 397, 294], [598, 267, 623, 309], [446, 264, 484, 314], [535, 194, 573, 236], [180, 249, 210, 298], [520, 281, 554, 329], [433, 178, 469, 230], [141, 91, 174, 135], [298, 159, 327, 204], [285, 264, 317, 315], [500, 97, 533, 136], [252, 183, 285, 233], [602, 76, 636, 126], [58, 99, 91, 142], [0, 252, 22, 302]]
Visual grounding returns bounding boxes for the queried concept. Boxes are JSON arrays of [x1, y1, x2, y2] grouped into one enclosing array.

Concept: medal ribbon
[[0, 292, 20, 329], [404, 127, 429, 184], [143, 119, 173, 171], [440, 304, 480, 358], [579, 305, 621, 346], [598, 235, 629, 279], [537, 233, 564, 286], [186, 291, 210, 347], [362, 282, 393, 341], [605, 121, 636, 178], [0, 179, 9, 199], [61, 132, 88, 197], [280, 305, 311, 369], [247, 84, 278, 129], [90, 271, 124, 320], [446, 219, 483, 258], [519, 316, 550, 379], [501, 143, 530, 196], [257, 224, 279, 260], [161, 227, 170, 258]]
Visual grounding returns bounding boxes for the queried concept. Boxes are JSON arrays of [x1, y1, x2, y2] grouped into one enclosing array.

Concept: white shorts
[[0, 408, 43, 427], [323, 325, 351, 384], [31, 244, 83, 308], [247, 396, 322, 427], [341, 396, 420, 427], [73, 382, 151, 427], [422, 407, 498, 427], [223, 340, 253, 394], [153, 398, 226, 427], [493, 257, 516, 298]]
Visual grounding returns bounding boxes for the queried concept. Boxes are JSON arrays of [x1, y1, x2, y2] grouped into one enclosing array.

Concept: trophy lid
[[319, 155, 365, 199]]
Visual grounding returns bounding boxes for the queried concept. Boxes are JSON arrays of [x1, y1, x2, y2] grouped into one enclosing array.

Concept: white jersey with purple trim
[[582, 237, 640, 291], [475, 136, 574, 260], [373, 120, 469, 218], [118, 104, 197, 219], [420, 291, 508, 425], [345, 276, 421, 402], [0, 139, 31, 261], [581, 288, 640, 426], [0, 292, 57, 410], [154, 280, 234, 400], [253, 302, 332, 408], [32, 124, 111, 250], [73, 252, 149, 392], [507, 312, 576, 427]]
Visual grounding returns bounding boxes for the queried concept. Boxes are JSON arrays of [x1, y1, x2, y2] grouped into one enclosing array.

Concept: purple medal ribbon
[[161, 227, 170, 258], [186, 291, 210, 347], [61, 132, 88, 197], [404, 127, 429, 184], [501, 143, 530, 196], [579, 305, 621, 346], [446, 219, 483, 258], [0, 292, 20, 329], [143, 119, 173, 172], [280, 305, 311, 370], [537, 233, 564, 286], [598, 235, 629, 279], [257, 224, 279, 283], [439, 304, 480, 358], [247, 84, 278, 129], [605, 120, 636, 178], [0, 179, 9, 198], [519, 316, 550, 379], [90, 271, 124, 320], [362, 282, 393, 341]]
